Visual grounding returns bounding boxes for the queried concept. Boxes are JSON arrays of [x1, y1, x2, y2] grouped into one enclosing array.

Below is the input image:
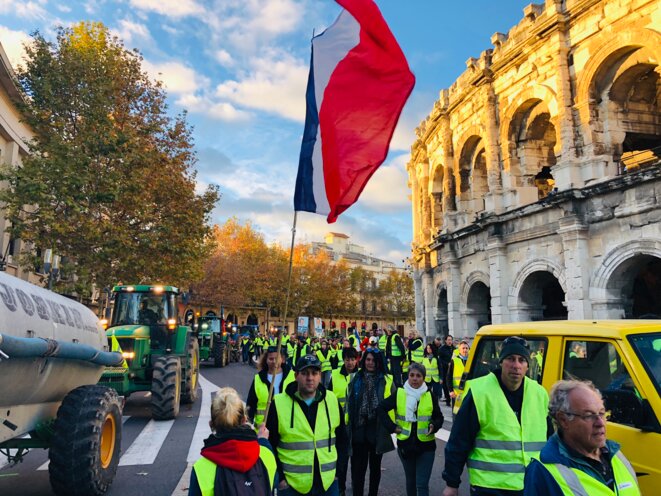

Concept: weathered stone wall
[[408, 0, 661, 338]]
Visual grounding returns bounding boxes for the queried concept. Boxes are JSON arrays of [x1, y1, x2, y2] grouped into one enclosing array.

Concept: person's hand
[[394, 426, 402, 434], [427, 423, 434, 435], [450, 391, 456, 399], [442, 487, 459, 496], [278, 480, 289, 490], [258, 423, 269, 439]]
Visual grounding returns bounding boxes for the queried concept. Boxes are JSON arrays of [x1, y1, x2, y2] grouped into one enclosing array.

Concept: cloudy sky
[[1, 0, 531, 264]]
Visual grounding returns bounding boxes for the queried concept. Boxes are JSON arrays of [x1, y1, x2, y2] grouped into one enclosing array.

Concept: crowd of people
[[189, 329, 641, 496]]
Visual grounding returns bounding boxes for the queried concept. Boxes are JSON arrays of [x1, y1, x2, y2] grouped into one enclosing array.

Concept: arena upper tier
[[407, 0, 661, 338]]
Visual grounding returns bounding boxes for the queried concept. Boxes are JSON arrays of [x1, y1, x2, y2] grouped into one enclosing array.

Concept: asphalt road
[[0, 361, 470, 495]]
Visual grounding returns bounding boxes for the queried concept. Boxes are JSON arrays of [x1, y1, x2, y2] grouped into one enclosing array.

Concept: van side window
[[563, 340, 640, 427], [471, 338, 547, 384]]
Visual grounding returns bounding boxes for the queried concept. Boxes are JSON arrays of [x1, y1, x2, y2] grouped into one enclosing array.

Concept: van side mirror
[[638, 399, 661, 434]]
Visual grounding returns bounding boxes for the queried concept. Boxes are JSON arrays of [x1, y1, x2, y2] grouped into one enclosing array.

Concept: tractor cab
[[109, 286, 178, 350]]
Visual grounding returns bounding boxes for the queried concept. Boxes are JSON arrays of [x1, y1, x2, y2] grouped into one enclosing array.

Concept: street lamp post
[[43, 249, 60, 290]]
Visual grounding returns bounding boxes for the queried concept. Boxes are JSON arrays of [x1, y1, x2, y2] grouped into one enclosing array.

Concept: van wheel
[[49, 385, 122, 496], [151, 356, 181, 420]]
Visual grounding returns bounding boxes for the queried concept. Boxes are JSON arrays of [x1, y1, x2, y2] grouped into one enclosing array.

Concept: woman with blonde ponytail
[[188, 387, 276, 496]]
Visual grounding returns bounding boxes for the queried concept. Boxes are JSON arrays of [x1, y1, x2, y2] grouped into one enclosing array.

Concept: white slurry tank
[[0, 271, 124, 495]]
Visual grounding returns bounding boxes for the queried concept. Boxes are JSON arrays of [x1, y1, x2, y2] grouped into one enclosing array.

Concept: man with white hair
[[523, 380, 640, 495]]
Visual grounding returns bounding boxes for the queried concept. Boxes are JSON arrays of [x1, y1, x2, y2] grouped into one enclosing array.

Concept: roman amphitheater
[[407, 0, 661, 337]]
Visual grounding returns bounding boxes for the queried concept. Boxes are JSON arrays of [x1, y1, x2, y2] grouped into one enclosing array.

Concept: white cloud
[[114, 19, 153, 48], [215, 50, 308, 121], [0, 26, 30, 69], [129, 0, 205, 18], [0, 0, 47, 19], [361, 156, 412, 211], [56, 4, 72, 13], [177, 94, 252, 122], [214, 49, 234, 67], [143, 60, 210, 95]]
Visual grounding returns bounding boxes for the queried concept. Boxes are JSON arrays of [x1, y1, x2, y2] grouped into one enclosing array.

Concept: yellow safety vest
[[110, 334, 128, 368], [286, 340, 296, 359], [331, 369, 351, 410], [410, 338, 424, 363], [395, 388, 435, 442], [422, 357, 440, 383], [192, 445, 277, 495], [274, 391, 341, 494], [541, 451, 640, 496], [252, 370, 295, 429], [378, 334, 388, 351], [316, 349, 332, 372], [467, 373, 548, 491], [452, 356, 466, 395], [389, 334, 403, 357]]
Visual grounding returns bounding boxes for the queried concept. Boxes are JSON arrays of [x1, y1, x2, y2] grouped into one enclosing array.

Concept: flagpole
[[262, 210, 298, 427]]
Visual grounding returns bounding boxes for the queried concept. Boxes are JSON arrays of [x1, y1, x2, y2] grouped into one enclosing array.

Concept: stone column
[[422, 265, 436, 339], [487, 237, 510, 323], [413, 268, 425, 331], [558, 215, 591, 318], [444, 250, 463, 336], [484, 81, 504, 213]]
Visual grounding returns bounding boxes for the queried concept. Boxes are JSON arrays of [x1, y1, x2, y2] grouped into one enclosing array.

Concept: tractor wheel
[[181, 335, 200, 404], [212, 338, 224, 368], [151, 356, 181, 420], [49, 385, 122, 496]]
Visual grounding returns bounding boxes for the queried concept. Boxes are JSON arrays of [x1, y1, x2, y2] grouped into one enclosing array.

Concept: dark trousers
[[351, 441, 382, 496], [440, 365, 451, 403], [397, 449, 435, 496], [242, 346, 250, 363], [389, 356, 403, 387], [337, 446, 349, 492]]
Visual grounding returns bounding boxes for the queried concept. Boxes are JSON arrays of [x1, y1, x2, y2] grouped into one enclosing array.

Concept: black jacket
[[266, 381, 348, 493], [345, 370, 396, 455], [438, 344, 455, 367]]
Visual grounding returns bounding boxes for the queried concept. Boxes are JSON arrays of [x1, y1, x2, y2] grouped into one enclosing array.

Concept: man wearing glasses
[[442, 336, 552, 495], [523, 380, 640, 495]]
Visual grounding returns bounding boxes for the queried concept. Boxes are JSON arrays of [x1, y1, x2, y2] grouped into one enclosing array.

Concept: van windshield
[[629, 332, 661, 395]]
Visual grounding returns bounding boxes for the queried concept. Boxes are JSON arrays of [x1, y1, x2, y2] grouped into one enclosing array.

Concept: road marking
[[119, 418, 175, 466], [171, 463, 194, 496], [186, 374, 215, 463]]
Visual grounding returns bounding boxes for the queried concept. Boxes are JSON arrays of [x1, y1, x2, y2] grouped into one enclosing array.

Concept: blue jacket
[[523, 433, 621, 496]]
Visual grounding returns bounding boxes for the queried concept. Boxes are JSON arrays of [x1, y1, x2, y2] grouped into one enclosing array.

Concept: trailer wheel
[[181, 335, 200, 404], [151, 356, 181, 420], [212, 338, 224, 368], [49, 385, 122, 496]]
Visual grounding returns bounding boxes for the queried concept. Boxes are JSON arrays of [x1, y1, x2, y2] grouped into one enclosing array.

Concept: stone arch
[[460, 271, 491, 336], [454, 127, 489, 214], [500, 87, 560, 197], [510, 259, 567, 321], [435, 282, 449, 335], [575, 30, 661, 161], [590, 240, 661, 318], [511, 258, 567, 296]]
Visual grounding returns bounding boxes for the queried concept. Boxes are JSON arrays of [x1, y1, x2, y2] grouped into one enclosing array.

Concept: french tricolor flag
[[294, 0, 415, 223]]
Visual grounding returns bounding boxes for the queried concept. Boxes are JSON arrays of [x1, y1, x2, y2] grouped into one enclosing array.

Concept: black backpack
[[213, 458, 272, 496]]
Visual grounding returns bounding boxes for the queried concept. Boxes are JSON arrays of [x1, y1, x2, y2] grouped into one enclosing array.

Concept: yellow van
[[455, 320, 661, 495]]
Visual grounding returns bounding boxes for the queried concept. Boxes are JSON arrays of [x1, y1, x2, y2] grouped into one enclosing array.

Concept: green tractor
[[98, 285, 199, 420], [196, 315, 231, 367]]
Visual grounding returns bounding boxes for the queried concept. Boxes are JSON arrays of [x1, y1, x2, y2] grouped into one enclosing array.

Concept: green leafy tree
[[0, 22, 219, 294], [379, 269, 415, 326]]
